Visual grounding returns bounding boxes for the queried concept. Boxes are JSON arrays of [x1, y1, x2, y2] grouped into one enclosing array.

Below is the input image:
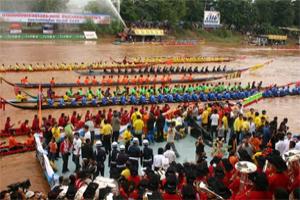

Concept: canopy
[[267, 35, 287, 41]]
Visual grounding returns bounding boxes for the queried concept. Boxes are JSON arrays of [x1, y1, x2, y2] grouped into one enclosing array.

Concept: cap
[[112, 141, 118, 148], [143, 139, 149, 145], [120, 145, 125, 150], [95, 140, 102, 146]]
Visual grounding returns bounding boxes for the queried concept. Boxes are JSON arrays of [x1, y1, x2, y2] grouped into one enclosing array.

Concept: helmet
[[95, 140, 102, 146], [133, 137, 139, 144], [143, 139, 149, 145], [112, 141, 118, 148], [120, 145, 125, 150]]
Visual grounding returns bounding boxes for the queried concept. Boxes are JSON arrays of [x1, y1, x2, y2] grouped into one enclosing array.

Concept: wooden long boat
[[1, 76, 224, 89], [74, 66, 249, 76]]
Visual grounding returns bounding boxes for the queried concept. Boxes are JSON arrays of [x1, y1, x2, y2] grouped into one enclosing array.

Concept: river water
[[0, 40, 299, 192]]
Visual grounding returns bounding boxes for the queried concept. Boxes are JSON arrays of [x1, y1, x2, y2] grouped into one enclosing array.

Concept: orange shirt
[[122, 77, 129, 84], [161, 76, 166, 83], [25, 136, 34, 146], [102, 78, 107, 85], [188, 75, 193, 81], [8, 136, 18, 148], [152, 77, 157, 83], [181, 74, 186, 81], [21, 78, 28, 84], [50, 79, 55, 85], [145, 77, 150, 83], [49, 141, 57, 153], [107, 78, 113, 84], [166, 75, 172, 82], [92, 78, 97, 85], [117, 77, 122, 84], [84, 78, 89, 85], [76, 78, 81, 84], [138, 77, 144, 84], [131, 77, 137, 84]]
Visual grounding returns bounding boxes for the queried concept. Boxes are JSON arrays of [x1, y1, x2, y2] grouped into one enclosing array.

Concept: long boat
[[1, 76, 224, 89], [74, 66, 248, 76], [0, 56, 233, 73]]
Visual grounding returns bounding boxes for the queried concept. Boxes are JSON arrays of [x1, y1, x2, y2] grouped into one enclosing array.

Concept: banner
[[0, 12, 110, 24], [203, 11, 220, 27], [0, 34, 85, 40], [133, 28, 164, 36]]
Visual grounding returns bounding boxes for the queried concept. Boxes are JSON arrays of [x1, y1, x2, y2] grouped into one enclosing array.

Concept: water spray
[[106, 0, 127, 28]]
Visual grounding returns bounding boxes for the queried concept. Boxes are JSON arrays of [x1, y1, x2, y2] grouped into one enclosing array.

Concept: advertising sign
[[0, 12, 111, 24], [203, 11, 221, 27], [84, 31, 98, 39]]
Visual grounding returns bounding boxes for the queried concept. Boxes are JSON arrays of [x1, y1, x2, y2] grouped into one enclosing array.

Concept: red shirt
[[4, 121, 11, 132], [234, 190, 272, 200], [76, 120, 85, 130], [128, 175, 141, 187], [31, 118, 39, 131], [268, 172, 289, 192], [107, 111, 113, 123], [71, 115, 77, 125], [162, 192, 182, 200], [58, 116, 65, 127], [20, 122, 30, 134]]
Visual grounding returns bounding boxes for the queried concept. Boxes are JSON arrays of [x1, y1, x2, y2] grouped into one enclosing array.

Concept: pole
[[38, 85, 42, 133]]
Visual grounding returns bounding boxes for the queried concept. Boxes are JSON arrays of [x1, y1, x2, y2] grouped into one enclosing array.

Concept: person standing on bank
[[116, 145, 129, 177], [156, 110, 166, 142], [94, 140, 106, 176], [111, 111, 121, 142], [141, 139, 153, 169], [195, 136, 205, 163], [60, 137, 72, 173], [109, 142, 119, 179], [133, 115, 144, 146], [166, 122, 180, 158], [128, 138, 141, 171], [102, 119, 113, 154], [210, 109, 219, 140], [72, 132, 82, 172]]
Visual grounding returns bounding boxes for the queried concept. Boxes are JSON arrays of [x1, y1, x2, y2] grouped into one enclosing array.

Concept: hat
[[112, 142, 118, 148], [120, 145, 125, 150], [133, 137, 139, 144], [143, 139, 149, 145], [95, 140, 102, 146], [267, 154, 287, 173]]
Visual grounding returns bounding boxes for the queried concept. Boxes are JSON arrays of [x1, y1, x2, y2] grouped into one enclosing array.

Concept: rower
[[84, 76, 90, 85], [107, 75, 113, 84], [77, 88, 83, 96], [102, 75, 107, 85], [156, 67, 161, 74], [16, 91, 27, 102], [21, 76, 28, 84], [223, 65, 227, 72], [130, 68, 136, 73], [217, 65, 221, 72], [149, 66, 155, 73], [92, 76, 97, 85], [138, 75, 145, 84], [81, 95, 87, 105], [50, 77, 55, 85], [76, 76, 81, 84], [131, 75, 138, 84], [66, 88, 73, 97], [175, 66, 180, 73], [63, 92, 70, 102], [200, 67, 205, 73], [212, 66, 216, 72], [194, 66, 199, 73], [188, 66, 193, 73], [205, 66, 209, 72]]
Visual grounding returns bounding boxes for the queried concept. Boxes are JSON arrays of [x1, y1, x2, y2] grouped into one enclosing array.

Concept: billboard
[[203, 11, 220, 27], [0, 12, 110, 24]]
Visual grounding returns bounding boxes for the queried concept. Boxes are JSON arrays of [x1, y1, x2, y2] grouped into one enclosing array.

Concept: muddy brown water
[[0, 40, 299, 193]]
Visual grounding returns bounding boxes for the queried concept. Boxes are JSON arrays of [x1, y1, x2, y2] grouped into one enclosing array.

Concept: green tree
[[292, 0, 300, 27], [254, 0, 274, 25], [31, 0, 69, 12], [272, 0, 294, 27]]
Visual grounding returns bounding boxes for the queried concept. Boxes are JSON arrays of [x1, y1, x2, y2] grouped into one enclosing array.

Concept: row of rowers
[[20, 74, 194, 85], [35, 82, 260, 100]]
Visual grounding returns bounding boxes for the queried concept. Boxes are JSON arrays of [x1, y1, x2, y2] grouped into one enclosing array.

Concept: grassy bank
[[171, 29, 244, 44]]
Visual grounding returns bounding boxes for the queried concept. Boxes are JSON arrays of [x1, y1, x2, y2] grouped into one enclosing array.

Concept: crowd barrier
[[34, 134, 59, 188]]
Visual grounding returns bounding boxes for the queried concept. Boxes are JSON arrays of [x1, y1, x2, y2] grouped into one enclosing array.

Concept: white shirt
[[163, 150, 176, 163], [249, 122, 256, 134], [275, 140, 286, 155], [210, 114, 219, 126], [295, 141, 300, 150], [283, 138, 291, 153], [73, 138, 82, 156], [84, 131, 91, 141], [153, 154, 165, 168], [85, 120, 95, 132]]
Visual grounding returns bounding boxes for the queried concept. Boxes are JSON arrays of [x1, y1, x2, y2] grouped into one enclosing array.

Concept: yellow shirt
[[207, 107, 212, 115], [63, 94, 69, 101], [242, 121, 250, 132], [246, 111, 255, 120], [123, 130, 132, 142], [260, 114, 269, 122], [102, 124, 112, 135], [133, 119, 144, 132], [131, 111, 142, 123], [234, 118, 244, 132], [16, 94, 25, 101], [254, 116, 261, 128], [202, 110, 209, 125], [51, 127, 60, 141], [222, 116, 228, 130]]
